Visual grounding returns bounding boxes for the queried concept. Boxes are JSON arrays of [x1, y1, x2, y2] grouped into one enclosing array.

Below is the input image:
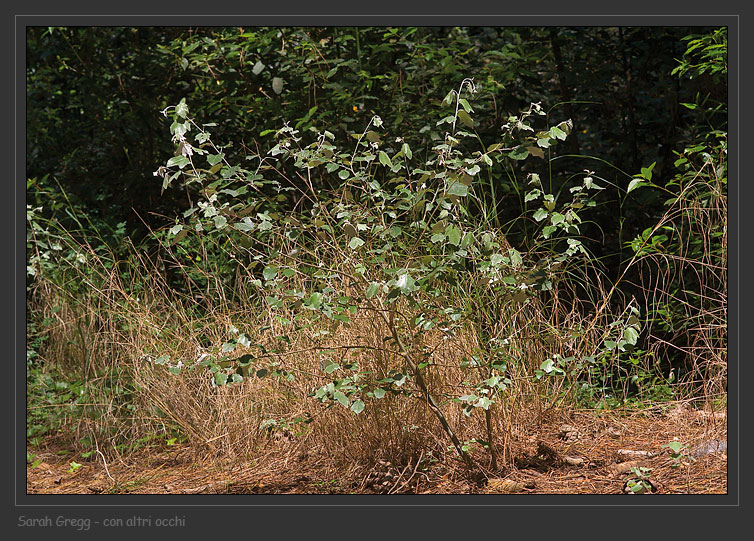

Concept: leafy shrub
[[151, 79, 647, 471]]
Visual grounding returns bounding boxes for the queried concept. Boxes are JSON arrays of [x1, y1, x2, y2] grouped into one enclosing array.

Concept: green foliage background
[[27, 27, 721, 245]]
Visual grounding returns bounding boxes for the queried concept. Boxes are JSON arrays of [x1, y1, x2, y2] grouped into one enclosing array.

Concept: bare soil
[[27, 405, 727, 495]]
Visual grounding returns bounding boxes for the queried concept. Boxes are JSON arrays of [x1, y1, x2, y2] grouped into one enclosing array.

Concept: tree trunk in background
[[619, 27, 640, 174], [548, 28, 580, 156]]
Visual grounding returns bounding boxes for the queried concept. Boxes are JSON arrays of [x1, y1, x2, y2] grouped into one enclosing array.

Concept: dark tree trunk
[[548, 28, 580, 156]]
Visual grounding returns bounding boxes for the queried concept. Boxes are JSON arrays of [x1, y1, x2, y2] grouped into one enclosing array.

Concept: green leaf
[[550, 212, 565, 225], [333, 391, 349, 407], [348, 237, 365, 250], [263, 266, 278, 281], [627, 179, 646, 193], [350, 400, 365, 414], [458, 98, 473, 113], [641, 162, 656, 181], [667, 441, 683, 453], [212, 215, 227, 229], [167, 155, 190, 169], [457, 110, 474, 128], [461, 231, 474, 248], [304, 292, 324, 310], [365, 282, 380, 299], [431, 233, 446, 244], [476, 396, 493, 410], [175, 98, 189, 118], [445, 224, 462, 246], [447, 181, 469, 197], [549, 125, 567, 140], [272, 77, 284, 94], [395, 273, 418, 294], [378, 151, 393, 168], [207, 153, 225, 166], [252, 60, 265, 75], [624, 327, 639, 345], [508, 248, 522, 267], [540, 359, 555, 373], [508, 146, 529, 160], [214, 372, 228, 386], [402, 143, 413, 160], [170, 120, 188, 138], [533, 208, 548, 222], [436, 115, 455, 126], [466, 164, 481, 176], [373, 388, 386, 399], [222, 341, 237, 353]]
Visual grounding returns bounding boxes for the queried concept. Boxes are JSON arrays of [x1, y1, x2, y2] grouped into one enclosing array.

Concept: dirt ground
[[27, 404, 727, 495]]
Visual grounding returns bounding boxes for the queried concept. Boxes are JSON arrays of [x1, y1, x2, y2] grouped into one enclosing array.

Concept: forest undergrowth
[[26, 27, 728, 494]]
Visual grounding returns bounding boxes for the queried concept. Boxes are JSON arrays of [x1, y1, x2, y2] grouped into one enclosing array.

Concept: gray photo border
[[9, 2, 744, 535]]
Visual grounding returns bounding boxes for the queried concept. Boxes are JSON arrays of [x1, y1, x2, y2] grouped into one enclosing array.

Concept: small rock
[[486, 478, 528, 493], [616, 449, 655, 459], [608, 460, 643, 475], [691, 439, 727, 458], [558, 424, 580, 442]]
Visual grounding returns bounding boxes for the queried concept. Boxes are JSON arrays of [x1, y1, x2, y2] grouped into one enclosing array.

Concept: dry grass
[[26, 191, 727, 492], [630, 157, 727, 406], [28, 239, 581, 473]]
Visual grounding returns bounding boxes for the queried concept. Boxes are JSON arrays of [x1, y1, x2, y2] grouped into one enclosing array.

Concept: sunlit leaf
[[272, 77, 284, 94], [366, 282, 380, 298], [533, 208, 548, 222], [627, 179, 646, 193], [457, 110, 474, 128], [379, 151, 393, 168], [447, 181, 469, 197]]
